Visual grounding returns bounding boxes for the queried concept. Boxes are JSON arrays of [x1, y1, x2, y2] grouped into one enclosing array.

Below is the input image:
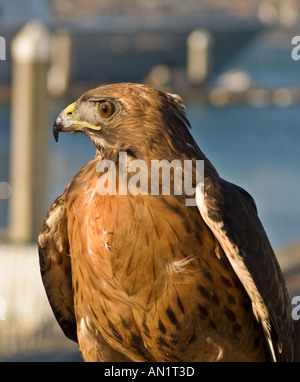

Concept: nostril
[[65, 102, 76, 118]]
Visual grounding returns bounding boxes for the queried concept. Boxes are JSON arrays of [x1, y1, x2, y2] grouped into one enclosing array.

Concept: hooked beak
[[53, 102, 102, 142]]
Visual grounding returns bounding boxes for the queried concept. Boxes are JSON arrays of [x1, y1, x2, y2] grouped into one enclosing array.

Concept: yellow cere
[[64, 101, 102, 131]]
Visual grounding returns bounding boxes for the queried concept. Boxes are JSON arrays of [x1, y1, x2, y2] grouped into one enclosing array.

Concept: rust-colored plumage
[[38, 83, 294, 361]]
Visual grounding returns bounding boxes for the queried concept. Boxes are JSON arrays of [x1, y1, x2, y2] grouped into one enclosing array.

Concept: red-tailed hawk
[[38, 83, 294, 361]]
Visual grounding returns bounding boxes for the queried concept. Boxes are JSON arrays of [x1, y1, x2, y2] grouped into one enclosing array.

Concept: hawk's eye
[[98, 101, 115, 118]]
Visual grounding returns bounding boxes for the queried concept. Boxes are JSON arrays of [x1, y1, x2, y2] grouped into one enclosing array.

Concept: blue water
[[187, 103, 300, 247], [0, 100, 299, 248]]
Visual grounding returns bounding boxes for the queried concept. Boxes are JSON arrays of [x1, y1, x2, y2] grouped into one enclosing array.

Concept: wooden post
[[187, 29, 212, 86], [47, 28, 71, 97], [9, 21, 51, 243]]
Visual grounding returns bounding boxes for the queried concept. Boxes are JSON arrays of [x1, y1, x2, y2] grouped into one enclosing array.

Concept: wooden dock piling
[[9, 21, 51, 243]]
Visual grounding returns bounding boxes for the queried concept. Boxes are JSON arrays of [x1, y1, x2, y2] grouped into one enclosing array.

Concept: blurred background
[[0, 0, 299, 361]]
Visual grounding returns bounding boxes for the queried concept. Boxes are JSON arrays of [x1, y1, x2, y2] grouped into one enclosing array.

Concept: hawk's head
[[53, 83, 200, 160]]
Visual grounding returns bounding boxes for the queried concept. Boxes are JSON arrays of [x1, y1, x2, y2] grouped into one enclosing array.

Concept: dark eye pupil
[[98, 101, 115, 118]]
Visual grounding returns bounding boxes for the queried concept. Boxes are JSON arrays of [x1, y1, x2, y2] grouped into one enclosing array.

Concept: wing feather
[[38, 195, 77, 342], [196, 176, 294, 361]]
